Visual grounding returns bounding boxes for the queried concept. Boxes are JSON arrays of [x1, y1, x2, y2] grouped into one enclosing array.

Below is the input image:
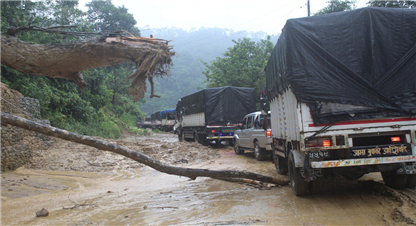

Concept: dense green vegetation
[[1, 0, 145, 138], [202, 37, 275, 109], [366, 0, 415, 8]]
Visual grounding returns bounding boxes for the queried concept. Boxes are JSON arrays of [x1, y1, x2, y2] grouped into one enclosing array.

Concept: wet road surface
[[1, 133, 415, 225]]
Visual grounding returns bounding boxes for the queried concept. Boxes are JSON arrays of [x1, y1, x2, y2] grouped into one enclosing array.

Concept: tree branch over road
[[1, 28, 174, 101], [1, 112, 289, 186]]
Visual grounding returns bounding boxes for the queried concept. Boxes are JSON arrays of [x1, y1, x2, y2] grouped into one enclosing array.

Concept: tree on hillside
[[366, 1, 415, 8], [202, 37, 274, 105], [1, 0, 173, 136], [314, 0, 355, 15], [86, 0, 140, 35]]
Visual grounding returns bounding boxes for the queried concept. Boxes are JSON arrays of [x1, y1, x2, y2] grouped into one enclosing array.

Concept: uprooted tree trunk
[[1, 27, 174, 101], [1, 112, 289, 186]]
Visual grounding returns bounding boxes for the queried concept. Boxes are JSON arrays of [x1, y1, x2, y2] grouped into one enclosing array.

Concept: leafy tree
[[202, 37, 274, 106], [314, 0, 356, 15], [137, 27, 279, 115], [1, 0, 144, 138], [366, 1, 415, 8], [86, 0, 139, 36]]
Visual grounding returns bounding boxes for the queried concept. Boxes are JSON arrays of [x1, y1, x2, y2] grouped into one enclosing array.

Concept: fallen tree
[[1, 112, 289, 186], [1, 26, 174, 101]]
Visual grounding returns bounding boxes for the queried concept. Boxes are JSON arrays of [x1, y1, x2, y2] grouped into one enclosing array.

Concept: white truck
[[176, 86, 256, 145], [265, 8, 416, 196]]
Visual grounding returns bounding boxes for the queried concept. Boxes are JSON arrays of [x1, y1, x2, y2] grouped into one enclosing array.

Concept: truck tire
[[178, 132, 184, 142], [194, 133, 199, 143], [309, 178, 325, 195], [276, 156, 288, 175], [234, 140, 244, 155], [273, 151, 288, 175], [405, 174, 416, 189], [197, 135, 209, 146], [228, 139, 234, 147], [288, 152, 308, 196], [343, 172, 365, 180], [381, 170, 407, 189], [254, 141, 267, 161]]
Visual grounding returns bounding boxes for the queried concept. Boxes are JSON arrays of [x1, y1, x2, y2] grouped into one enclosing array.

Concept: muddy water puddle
[[1, 140, 412, 225]]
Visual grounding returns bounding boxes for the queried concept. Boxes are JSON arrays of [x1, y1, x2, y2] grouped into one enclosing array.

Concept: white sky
[[79, 0, 369, 35]]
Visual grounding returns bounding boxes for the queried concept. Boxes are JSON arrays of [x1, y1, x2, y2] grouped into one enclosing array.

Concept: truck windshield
[[259, 114, 271, 129]]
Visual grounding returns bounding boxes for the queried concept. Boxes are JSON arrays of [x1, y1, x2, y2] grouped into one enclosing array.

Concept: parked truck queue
[[138, 7, 416, 197], [264, 7, 416, 196]]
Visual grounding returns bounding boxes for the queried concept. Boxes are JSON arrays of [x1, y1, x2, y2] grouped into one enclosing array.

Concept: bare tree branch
[[0, 112, 289, 186], [62, 195, 97, 210]]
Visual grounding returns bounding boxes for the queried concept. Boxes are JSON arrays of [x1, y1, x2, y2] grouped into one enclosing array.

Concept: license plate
[[350, 144, 411, 158]]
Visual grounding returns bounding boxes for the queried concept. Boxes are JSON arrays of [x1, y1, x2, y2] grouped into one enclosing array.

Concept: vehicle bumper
[[311, 155, 416, 169], [206, 136, 234, 140]]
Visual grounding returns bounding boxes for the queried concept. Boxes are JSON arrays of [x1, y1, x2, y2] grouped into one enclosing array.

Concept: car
[[233, 111, 272, 161]]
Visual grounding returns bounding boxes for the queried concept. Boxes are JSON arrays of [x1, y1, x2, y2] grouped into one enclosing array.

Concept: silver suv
[[233, 111, 272, 161]]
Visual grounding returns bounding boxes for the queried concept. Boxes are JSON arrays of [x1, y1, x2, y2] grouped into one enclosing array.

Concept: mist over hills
[[138, 27, 279, 116]]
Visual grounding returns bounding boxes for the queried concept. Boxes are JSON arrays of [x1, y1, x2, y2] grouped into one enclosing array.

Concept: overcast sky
[[79, 0, 369, 35]]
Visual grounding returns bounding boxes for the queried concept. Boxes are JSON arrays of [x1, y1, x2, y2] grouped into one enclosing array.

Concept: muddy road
[[1, 132, 416, 225]]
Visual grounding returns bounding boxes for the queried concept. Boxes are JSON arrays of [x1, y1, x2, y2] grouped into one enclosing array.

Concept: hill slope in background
[[138, 27, 279, 115]]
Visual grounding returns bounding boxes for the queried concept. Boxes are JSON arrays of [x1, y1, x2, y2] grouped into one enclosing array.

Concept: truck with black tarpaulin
[[160, 109, 176, 132], [151, 111, 161, 130], [265, 7, 416, 196], [176, 86, 256, 145]]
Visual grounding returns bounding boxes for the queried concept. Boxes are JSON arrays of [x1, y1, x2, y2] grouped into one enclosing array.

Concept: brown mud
[[1, 133, 415, 225]]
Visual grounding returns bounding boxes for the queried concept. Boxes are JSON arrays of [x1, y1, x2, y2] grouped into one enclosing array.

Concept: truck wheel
[[288, 152, 308, 196], [228, 139, 234, 147], [274, 154, 288, 175], [178, 132, 184, 142], [254, 141, 266, 161], [197, 135, 209, 146], [381, 170, 407, 189], [343, 172, 365, 180], [309, 178, 325, 194], [234, 140, 244, 155], [405, 174, 416, 189]]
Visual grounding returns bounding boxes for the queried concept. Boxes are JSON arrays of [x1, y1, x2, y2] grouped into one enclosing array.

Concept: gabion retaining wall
[[1, 83, 53, 171]]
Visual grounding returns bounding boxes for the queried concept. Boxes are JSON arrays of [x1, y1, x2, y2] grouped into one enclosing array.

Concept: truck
[[160, 109, 176, 132], [136, 116, 152, 129], [151, 111, 161, 130], [176, 86, 256, 145], [265, 7, 416, 196]]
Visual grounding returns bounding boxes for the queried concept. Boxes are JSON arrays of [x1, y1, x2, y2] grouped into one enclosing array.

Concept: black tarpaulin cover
[[160, 109, 176, 119], [265, 7, 416, 124], [151, 111, 161, 121], [180, 86, 256, 125]]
